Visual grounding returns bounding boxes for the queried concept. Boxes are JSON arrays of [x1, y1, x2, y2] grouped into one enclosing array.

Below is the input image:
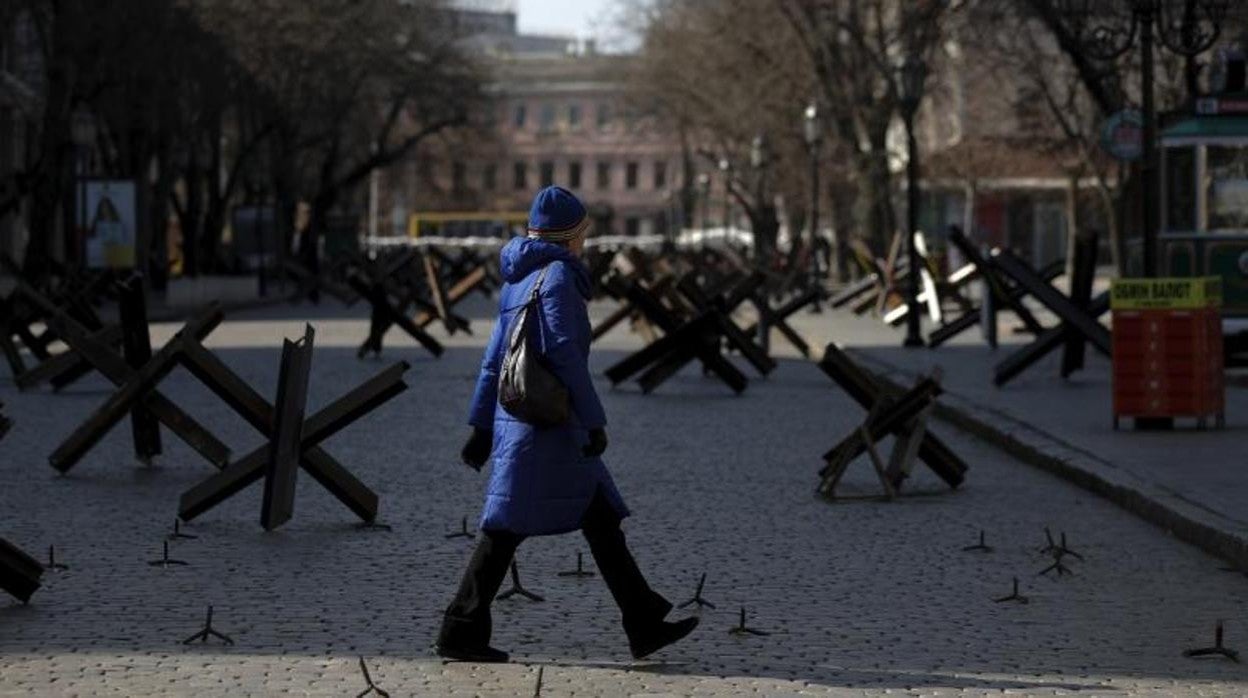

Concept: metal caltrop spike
[[728, 607, 769, 637], [445, 516, 475, 540], [182, 605, 233, 646], [46, 545, 68, 571], [557, 552, 594, 578], [993, 577, 1028, 605], [961, 529, 992, 553], [355, 656, 390, 697], [497, 560, 544, 602], [677, 572, 716, 610], [1039, 527, 1058, 554], [1058, 532, 1083, 560], [1038, 548, 1073, 577], [148, 541, 187, 567], [1184, 621, 1240, 662]]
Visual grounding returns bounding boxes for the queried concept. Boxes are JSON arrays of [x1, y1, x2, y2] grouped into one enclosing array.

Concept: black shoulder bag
[[499, 265, 570, 427]]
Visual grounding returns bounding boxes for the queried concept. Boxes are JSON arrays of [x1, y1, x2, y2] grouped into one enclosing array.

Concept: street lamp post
[[1055, 0, 1230, 277], [750, 134, 768, 257], [718, 157, 732, 237], [899, 54, 927, 348], [697, 173, 711, 237], [750, 134, 772, 351], [804, 102, 823, 305]]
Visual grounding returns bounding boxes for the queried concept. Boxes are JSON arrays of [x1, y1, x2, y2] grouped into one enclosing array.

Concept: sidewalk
[[790, 305, 1248, 569]]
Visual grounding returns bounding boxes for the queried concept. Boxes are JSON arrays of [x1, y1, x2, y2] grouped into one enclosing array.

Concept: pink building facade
[[387, 9, 683, 238]]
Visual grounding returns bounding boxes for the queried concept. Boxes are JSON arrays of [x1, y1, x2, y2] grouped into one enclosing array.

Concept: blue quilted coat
[[468, 237, 629, 535]]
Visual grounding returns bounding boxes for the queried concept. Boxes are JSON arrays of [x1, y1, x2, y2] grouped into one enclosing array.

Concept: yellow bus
[[407, 211, 528, 238]]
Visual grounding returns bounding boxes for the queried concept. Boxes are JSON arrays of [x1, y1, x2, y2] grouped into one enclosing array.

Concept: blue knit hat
[[527, 186, 590, 242]]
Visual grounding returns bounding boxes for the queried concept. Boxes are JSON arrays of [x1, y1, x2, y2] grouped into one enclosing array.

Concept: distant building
[[383, 5, 682, 238], [451, 6, 578, 57]]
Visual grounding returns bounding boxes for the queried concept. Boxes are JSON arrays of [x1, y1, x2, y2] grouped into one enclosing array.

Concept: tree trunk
[[1064, 173, 1080, 284], [751, 203, 780, 271], [786, 206, 807, 273], [269, 126, 298, 293], [133, 149, 153, 281], [27, 36, 77, 278], [199, 113, 226, 271], [301, 191, 336, 303], [678, 128, 696, 230], [149, 144, 174, 290], [828, 183, 854, 284], [859, 133, 896, 255]]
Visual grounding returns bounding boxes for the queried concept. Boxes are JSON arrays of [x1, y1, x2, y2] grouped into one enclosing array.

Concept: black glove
[[583, 428, 608, 458], [461, 428, 492, 471]]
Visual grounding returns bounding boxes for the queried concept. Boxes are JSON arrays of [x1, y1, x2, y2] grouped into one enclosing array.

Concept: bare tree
[[632, 0, 957, 279], [777, 0, 953, 255], [188, 0, 485, 279], [630, 0, 825, 267], [5, 0, 484, 281]]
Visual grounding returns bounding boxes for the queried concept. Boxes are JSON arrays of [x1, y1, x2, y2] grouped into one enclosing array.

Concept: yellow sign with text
[[1110, 276, 1222, 310]]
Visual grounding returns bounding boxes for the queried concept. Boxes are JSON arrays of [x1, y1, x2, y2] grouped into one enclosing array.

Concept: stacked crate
[[1111, 277, 1224, 429]]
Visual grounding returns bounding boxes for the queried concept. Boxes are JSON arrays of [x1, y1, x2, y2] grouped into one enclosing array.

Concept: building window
[[514, 162, 527, 190], [625, 162, 638, 190], [654, 161, 667, 189], [596, 103, 611, 130], [539, 104, 556, 131], [540, 161, 554, 188], [514, 104, 527, 128], [452, 161, 466, 193], [483, 164, 496, 191], [625, 217, 640, 236], [568, 104, 581, 128], [569, 162, 582, 189], [596, 162, 611, 190], [1207, 146, 1248, 229]]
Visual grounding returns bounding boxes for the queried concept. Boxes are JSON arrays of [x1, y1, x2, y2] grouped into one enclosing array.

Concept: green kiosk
[[1161, 93, 1248, 315]]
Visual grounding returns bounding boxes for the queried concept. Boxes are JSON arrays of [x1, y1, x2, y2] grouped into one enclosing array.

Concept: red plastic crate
[[1112, 307, 1223, 426]]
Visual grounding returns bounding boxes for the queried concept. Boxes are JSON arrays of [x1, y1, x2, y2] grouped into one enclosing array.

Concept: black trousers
[[437, 492, 672, 649]]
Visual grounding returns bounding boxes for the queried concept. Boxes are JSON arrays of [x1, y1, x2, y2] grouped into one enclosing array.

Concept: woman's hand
[[461, 428, 493, 471], [582, 428, 608, 458]]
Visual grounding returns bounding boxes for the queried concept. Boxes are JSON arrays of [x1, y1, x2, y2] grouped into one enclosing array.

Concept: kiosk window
[[1207, 145, 1248, 230]]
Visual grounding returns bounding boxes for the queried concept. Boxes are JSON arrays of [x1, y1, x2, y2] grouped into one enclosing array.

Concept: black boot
[[436, 529, 524, 663], [435, 643, 509, 663], [581, 492, 695, 659], [628, 616, 700, 659]]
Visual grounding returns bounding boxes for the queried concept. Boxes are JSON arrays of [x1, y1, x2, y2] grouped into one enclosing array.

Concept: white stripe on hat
[[527, 215, 590, 242]]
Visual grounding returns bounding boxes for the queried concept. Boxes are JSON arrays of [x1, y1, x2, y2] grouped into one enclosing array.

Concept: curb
[[846, 348, 1248, 571]]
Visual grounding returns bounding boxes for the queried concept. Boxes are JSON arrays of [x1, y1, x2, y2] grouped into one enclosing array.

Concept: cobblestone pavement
[[789, 299, 1248, 564], [1, 300, 1246, 696]]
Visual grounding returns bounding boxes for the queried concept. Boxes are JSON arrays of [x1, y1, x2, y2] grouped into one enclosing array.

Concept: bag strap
[[529, 263, 554, 302], [508, 264, 553, 352]]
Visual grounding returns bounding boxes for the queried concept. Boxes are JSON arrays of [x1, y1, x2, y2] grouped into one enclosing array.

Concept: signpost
[[1100, 109, 1144, 162]]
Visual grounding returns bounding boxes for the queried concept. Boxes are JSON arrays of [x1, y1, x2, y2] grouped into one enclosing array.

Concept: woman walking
[[435, 186, 699, 663]]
